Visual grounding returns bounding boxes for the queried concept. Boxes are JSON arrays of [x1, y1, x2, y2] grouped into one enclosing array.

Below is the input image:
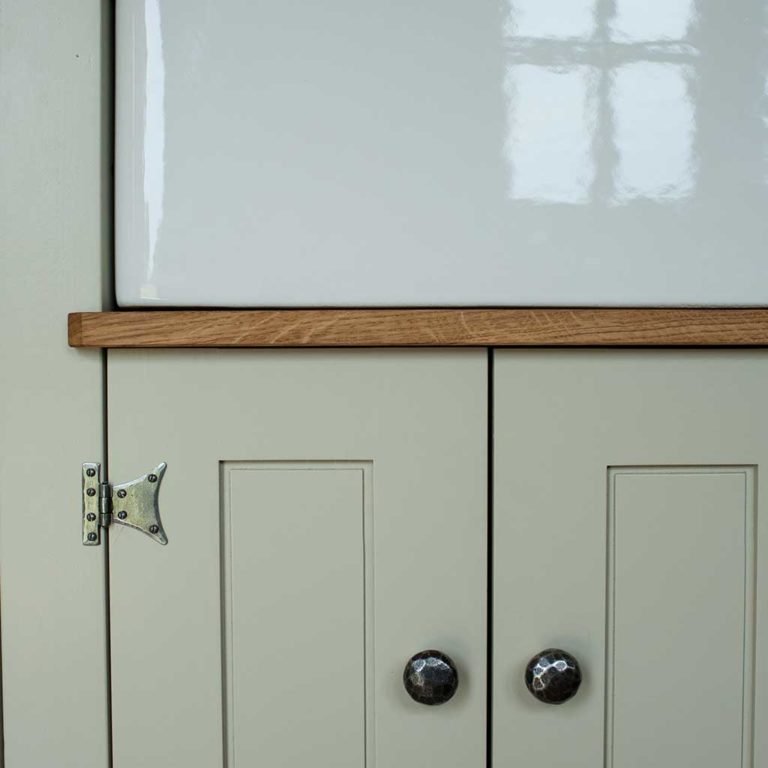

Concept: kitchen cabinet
[[107, 350, 487, 767], [494, 350, 767, 767], [99, 345, 766, 767]]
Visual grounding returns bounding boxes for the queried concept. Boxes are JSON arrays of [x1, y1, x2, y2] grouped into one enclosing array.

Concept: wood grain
[[68, 309, 768, 348]]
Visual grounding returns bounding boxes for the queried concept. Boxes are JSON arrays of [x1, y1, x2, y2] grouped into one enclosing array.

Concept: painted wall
[[0, 1, 110, 765]]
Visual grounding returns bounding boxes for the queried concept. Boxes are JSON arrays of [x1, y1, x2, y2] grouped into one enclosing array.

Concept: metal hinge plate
[[82, 462, 168, 546]]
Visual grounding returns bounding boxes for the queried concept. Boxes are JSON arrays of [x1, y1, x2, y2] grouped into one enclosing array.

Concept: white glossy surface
[[117, 0, 768, 306]]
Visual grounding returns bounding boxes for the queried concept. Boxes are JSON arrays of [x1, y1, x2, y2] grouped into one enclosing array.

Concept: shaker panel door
[[494, 351, 767, 768], [108, 350, 487, 768]]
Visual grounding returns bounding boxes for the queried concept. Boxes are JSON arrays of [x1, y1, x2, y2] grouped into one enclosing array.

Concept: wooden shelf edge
[[68, 309, 768, 348]]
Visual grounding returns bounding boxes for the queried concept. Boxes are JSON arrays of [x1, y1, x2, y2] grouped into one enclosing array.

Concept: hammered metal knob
[[525, 648, 582, 704], [403, 650, 459, 705]]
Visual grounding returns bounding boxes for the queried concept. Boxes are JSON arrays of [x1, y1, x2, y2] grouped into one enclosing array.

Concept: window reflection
[[505, 65, 597, 203], [144, 0, 166, 280], [506, 0, 596, 41], [765, 74, 768, 183], [610, 0, 697, 43], [612, 63, 696, 202], [504, 0, 699, 205]]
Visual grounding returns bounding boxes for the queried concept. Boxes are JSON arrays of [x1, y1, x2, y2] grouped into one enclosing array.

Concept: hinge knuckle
[[99, 484, 112, 527]]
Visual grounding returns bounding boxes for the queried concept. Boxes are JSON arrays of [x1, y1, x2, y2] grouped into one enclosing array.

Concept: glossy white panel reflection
[[611, 63, 696, 203], [610, 0, 697, 42], [505, 65, 596, 204], [506, 0, 596, 40], [116, 0, 768, 306], [143, 0, 165, 284]]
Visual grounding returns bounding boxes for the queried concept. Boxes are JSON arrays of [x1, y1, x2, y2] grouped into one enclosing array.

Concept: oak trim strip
[[68, 309, 768, 348]]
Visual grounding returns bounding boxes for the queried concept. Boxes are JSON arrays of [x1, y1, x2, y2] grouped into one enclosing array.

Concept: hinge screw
[[149, 524, 159, 534], [86, 468, 96, 477], [86, 513, 96, 522], [87, 532, 97, 542], [148, 474, 158, 483], [117, 511, 128, 520], [117, 489, 127, 498], [86, 488, 96, 497]]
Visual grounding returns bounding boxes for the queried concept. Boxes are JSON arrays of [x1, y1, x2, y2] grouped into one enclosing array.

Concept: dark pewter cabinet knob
[[403, 650, 459, 705], [525, 648, 582, 704]]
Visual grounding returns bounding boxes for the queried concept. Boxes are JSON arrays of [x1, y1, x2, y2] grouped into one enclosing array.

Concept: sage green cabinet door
[[108, 350, 486, 768], [494, 351, 767, 768]]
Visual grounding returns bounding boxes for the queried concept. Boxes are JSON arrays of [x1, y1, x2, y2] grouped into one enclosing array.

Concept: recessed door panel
[[222, 463, 370, 766], [494, 351, 767, 768], [108, 350, 486, 768], [608, 468, 755, 767]]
